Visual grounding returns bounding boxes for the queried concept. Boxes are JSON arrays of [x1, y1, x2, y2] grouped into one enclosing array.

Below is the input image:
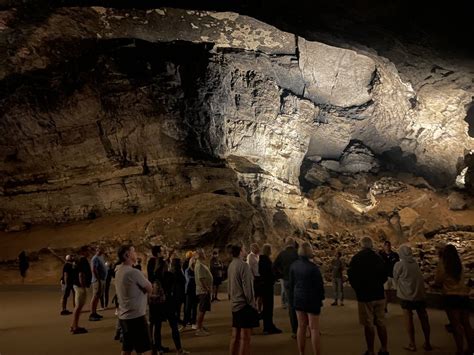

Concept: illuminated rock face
[[0, 7, 473, 234]]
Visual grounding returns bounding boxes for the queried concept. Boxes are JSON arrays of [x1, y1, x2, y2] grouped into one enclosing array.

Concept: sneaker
[[176, 350, 190, 355], [191, 324, 197, 330], [263, 327, 282, 335], [195, 329, 210, 337], [331, 301, 338, 306], [178, 325, 186, 332], [61, 310, 72, 315], [89, 314, 101, 321], [71, 327, 88, 334]]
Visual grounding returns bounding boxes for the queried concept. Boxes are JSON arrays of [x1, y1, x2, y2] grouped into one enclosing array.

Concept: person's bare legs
[[309, 314, 321, 355], [239, 328, 252, 355], [196, 311, 206, 330], [416, 308, 432, 350], [376, 324, 388, 352], [363, 325, 375, 355], [460, 310, 474, 353], [447, 309, 464, 354], [90, 290, 99, 315], [403, 309, 416, 350], [230, 327, 241, 355], [296, 311, 309, 355]]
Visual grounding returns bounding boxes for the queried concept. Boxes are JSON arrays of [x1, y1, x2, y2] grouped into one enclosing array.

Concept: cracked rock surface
[[0, 6, 473, 245]]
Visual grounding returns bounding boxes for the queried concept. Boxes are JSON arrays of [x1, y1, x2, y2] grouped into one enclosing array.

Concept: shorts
[[384, 277, 395, 291], [444, 295, 471, 310], [119, 316, 152, 353], [358, 300, 385, 327], [73, 286, 87, 308], [92, 280, 104, 297], [198, 293, 211, 312], [400, 300, 426, 310], [232, 304, 260, 329]]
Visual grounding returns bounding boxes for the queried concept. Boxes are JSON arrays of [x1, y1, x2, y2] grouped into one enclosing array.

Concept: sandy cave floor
[[0, 286, 472, 355]]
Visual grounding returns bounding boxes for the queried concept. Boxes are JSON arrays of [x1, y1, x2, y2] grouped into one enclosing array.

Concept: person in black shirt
[[147, 246, 162, 282], [60, 255, 76, 315], [379, 241, 399, 313], [273, 237, 299, 337], [71, 247, 92, 334], [259, 244, 282, 335], [18, 251, 29, 283], [348, 237, 389, 355], [210, 250, 224, 302]]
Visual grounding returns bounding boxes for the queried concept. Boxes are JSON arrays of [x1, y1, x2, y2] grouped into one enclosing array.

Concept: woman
[[149, 258, 190, 355], [258, 243, 282, 335], [182, 257, 198, 331], [170, 258, 186, 325], [289, 242, 324, 355], [393, 245, 432, 352], [435, 244, 473, 355]]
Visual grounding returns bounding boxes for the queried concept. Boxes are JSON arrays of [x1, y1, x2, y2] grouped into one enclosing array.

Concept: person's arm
[[91, 258, 100, 282], [392, 262, 401, 283], [288, 266, 294, 306], [433, 263, 445, 288], [136, 270, 153, 294], [314, 267, 325, 301]]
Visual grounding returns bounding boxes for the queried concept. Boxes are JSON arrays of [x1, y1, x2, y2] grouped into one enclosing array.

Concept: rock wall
[[0, 6, 473, 234]]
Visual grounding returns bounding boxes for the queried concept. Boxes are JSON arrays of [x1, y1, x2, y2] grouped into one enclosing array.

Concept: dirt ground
[[0, 286, 472, 355]]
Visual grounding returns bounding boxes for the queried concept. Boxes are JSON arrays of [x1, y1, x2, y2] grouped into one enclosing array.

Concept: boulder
[[305, 165, 330, 185], [398, 207, 425, 237], [447, 191, 467, 211], [339, 141, 379, 173]]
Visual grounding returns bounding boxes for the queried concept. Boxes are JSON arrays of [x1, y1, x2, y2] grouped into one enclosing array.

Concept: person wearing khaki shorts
[[348, 237, 389, 355], [71, 247, 92, 334]]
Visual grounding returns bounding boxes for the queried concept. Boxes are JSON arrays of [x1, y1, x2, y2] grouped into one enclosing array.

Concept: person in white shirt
[[247, 243, 263, 313], [115, 244, 153, 355]]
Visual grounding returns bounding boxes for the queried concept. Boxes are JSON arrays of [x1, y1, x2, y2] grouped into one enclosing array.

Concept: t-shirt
[[331, 258, 344, 279], [62, 262, 75, 286], [74, 256, 92, 288], [115, 265, 150, 320], [228, 257, 255, 312], [194, 260, 213, 295], [247, 252, 260, 278], [91, 255, 107, 282]]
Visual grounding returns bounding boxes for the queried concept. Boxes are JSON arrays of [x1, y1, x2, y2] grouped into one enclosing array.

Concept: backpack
[[149, 279, 166, 305]]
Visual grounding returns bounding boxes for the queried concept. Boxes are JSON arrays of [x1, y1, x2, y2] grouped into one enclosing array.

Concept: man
[[147, 245, 162, 282], [71, 246, 92, 334], [228, 244, 259, 355], [379, 241, 399, 313], [273, 237, 299, 338], [331, 251, 345, 306], [348, 236, 389, 355], [60, 255, 76, 315], [194, 248, 213, 336], [115, 244, 153, 355], [133, 257, 142, 271], [89, 246, 107, 321], [246, 243, 262, 313]]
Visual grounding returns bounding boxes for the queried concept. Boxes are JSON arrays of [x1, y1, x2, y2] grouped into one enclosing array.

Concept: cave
[[0, 1, 473, 354]]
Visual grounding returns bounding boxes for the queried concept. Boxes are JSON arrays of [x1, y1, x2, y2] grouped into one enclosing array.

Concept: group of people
[[52, 236, 473, 355]]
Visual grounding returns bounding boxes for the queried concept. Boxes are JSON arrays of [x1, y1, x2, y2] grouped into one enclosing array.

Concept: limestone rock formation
[[0, 5, 473, 244]]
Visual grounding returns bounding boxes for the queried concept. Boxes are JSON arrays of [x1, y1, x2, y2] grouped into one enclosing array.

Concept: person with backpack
[[149, 257, 190, 355]]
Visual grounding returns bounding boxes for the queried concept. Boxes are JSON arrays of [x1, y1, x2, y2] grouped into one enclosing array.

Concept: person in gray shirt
[[115, 244, 153, 355], [228, 244, 259, 355]]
